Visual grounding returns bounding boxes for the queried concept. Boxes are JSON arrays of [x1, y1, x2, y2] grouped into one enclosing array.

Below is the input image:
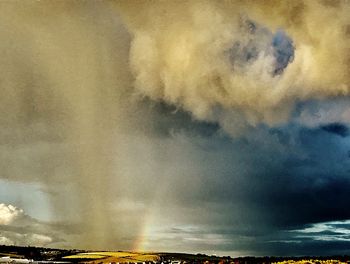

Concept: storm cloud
[[0, 0, 349, 257]]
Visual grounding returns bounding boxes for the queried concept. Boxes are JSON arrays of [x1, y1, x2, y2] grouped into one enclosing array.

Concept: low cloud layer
[[126, 117, 350, 255], [0, 203, 74, 247]]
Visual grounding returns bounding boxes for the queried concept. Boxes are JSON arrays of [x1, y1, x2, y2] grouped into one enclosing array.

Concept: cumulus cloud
[[0, 204, 24, 225], [0, 203, 74, 247], [117, 0, 350, 133]]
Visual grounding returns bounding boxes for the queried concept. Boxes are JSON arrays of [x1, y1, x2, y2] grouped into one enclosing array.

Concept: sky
[[0, 0, 349, 257]]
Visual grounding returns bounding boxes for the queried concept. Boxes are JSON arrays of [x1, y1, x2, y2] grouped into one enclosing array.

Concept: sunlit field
[[63, 252, 160, 263]]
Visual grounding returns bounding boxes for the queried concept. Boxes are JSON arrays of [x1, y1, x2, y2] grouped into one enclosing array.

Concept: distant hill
[[1, 245, 349, 264], [0, 245, 83, 261]]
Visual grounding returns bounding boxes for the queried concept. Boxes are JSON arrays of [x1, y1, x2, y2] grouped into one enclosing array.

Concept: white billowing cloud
[[0, 236, 13, 245], [0, 203, 56, 247], [116, 0, 350, 133], [0, 203, 24, 225]]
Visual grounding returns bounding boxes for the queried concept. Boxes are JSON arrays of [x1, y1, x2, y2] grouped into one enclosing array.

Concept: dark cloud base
[[146, 101, 350, 256]]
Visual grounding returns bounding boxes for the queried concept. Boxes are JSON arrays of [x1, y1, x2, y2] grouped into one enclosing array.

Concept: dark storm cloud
[[142, 100, 220, 138], [321, 123, 349, 137], [250, 240, 350, 257], [293, 98, 350, 126], [144, 102, 350, 255]]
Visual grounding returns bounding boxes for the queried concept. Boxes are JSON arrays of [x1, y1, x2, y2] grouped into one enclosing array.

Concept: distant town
[[0, 245, 349, 264]]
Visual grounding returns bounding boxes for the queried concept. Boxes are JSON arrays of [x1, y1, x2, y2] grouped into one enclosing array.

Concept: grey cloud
[[321, 123, 349, 137], [127, 105, 350, 255], [294, 97, 350, 127]]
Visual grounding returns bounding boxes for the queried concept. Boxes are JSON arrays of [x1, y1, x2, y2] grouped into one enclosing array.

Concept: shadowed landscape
[[1, 246, 350, 264]]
